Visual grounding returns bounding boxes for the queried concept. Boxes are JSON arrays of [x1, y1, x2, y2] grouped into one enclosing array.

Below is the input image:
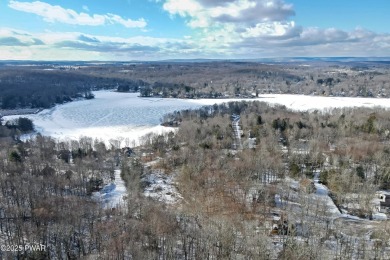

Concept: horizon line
[[1, 56, 390, 63]]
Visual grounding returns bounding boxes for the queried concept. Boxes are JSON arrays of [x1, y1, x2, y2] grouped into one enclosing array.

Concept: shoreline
[[2, 90, 389, 118], [0, 108, 42, 117]]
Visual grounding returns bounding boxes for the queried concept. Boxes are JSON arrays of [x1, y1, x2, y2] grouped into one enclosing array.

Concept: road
[[232, 114, 243, 150]]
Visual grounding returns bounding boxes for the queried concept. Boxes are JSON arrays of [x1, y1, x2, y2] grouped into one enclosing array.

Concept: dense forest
[[1, 60, 390, 110], [161, 101, 390, 213], [1, 100, 390, 258], [0, 117, 34, 138], [0, 67, 139, 109]]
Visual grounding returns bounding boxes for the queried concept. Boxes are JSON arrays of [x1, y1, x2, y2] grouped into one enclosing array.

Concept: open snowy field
[[4, 91, 390, 145]]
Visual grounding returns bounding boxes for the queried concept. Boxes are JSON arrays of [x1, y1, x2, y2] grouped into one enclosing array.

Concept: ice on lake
[[5, 91, 211, 145]]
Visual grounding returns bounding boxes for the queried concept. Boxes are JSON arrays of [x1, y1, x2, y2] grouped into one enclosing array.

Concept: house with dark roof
[[377, 191, 390, 213]]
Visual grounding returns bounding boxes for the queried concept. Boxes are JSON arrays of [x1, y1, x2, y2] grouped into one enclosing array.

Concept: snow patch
[[372, 212, 387, 220], [142, 170, 181, 204], [314, 171, 341, 216], [93, 169, 127, 209]]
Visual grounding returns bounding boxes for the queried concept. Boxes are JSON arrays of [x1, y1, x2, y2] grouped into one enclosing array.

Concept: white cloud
[[242, 21, 297, 38], [0, 24, 389, 60], [106, 14, 147, 28], [233, 26, 390, 58], [163, 0, 294, 27], [8, 1, 147, 28], [0, 28, 44, 46], [161, 0, 297, 52], [0, 28, 200, 60], [163, 0, 202, 19], [157, 0, 390, 58]]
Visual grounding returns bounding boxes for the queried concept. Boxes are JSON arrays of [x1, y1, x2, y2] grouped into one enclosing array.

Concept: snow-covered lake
[[4, 91, 390, 145], [256, 94, 390, 111], [4, 91, 211, 145]]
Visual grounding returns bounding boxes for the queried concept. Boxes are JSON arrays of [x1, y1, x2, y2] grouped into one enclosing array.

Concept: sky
[[0, 0, 389, 61]]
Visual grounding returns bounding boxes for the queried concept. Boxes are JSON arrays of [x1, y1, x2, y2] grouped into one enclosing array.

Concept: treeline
[[2, 61, 390, 110], [0, 70, 92, 109], [0, 68, 138, 109], [117, 80, 224, 99], [116, 79, 147, 92], [139, 82, 224, 98], [82, 61, 390, 98], [0, 117, 34, 138]]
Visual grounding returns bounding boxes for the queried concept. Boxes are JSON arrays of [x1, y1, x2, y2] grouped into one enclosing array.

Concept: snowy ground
[[231, 115, 243, 150], [275, 173, 341, 217], [142, 169, 181, 204], [372, 212, 388, 220], [93, 169, 127, 209], [313, 171, 341, 216]]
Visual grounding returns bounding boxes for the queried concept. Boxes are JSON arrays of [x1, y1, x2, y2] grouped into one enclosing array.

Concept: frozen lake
[[4, 91, 390, 146], [5, 91, 211, 145], [256, 94, 390, 111]]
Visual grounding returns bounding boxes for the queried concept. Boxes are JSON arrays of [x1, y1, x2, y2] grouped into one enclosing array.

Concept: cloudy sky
[[0, 0, 389, 60]]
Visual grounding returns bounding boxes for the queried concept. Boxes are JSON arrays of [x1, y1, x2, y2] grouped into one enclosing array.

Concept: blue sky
[[0, 0, 389, 60]]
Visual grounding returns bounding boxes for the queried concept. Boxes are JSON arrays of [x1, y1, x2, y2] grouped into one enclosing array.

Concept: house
[[122, 147, 134, 157], [376, 191, 390, 213]]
